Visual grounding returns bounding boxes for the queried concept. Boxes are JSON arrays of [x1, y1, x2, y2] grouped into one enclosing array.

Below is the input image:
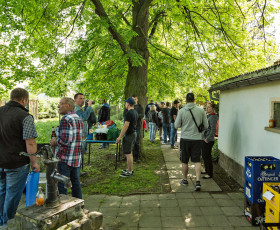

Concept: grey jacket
[[203, 114, 218, 142], [174, 103, 208, 140]]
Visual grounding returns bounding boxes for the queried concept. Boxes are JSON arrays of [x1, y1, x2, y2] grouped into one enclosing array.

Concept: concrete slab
[[139, 207, 161, 216], [221, 206, 243, 216], [204, 215, 232, 227], [160, 207, 182, 217], [183, 215, 209, 227], [200, 206, 223, 216], [139, 216, 162, 228], [161, 216, 186, 228], [159, 199, 179, 208]]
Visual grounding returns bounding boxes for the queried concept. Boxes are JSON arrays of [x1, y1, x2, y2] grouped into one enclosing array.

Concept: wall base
[[218, 149, 244, 187]]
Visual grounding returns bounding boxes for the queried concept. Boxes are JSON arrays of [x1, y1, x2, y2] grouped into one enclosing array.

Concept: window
[[274, 102, 280, 128]]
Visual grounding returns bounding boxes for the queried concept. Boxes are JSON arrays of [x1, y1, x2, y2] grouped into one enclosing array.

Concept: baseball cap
[[124, 97, 135, 105], [173, 100, 180, 104], [186, 93, 195, 101]]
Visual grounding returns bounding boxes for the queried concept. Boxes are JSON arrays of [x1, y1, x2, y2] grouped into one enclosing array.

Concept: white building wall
[[218, 80, 280, 166]]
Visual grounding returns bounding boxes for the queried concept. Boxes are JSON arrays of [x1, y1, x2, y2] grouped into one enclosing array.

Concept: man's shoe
[[201, 171, 207, 174], [202, 175, 212, 179], [195, 181, 201, 191], [121, 169, 134, 174], [162, 142, 168, 145], [180, 179, 188, 186], [120, 171, 133, 177], [171, 146, 178, 149]]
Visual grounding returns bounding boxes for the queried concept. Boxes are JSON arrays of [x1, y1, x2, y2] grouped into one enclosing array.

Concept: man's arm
[[26, 138, 40, 172], [75, 105, 93, 121], [174, 110, 182, 129], [116, 121, 130, 143]]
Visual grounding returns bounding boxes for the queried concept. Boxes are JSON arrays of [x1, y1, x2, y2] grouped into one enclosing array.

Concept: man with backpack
[[161, 102, 171, 144]]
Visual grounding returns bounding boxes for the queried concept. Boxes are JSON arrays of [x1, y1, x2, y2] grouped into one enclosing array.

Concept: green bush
[[38, 98, 60, 119]]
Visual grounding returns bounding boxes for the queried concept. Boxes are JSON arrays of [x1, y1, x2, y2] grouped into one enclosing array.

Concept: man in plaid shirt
[[50, 97, 83, 199]]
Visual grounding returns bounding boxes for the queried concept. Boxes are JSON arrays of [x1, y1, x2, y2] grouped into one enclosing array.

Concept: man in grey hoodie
[[174, 93, 208, 191]]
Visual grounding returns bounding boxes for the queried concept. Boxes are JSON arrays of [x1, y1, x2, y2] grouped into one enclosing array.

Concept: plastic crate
[[263, 183, 280, 211], [244, 156, 280, 204], [260, 223, 280, 230], [265, 202, 280, 224], [244, 197, 265, 226]]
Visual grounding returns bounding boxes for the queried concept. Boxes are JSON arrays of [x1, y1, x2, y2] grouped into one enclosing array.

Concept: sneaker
[[195, 181, 201, 191], [171, 146, 178, 149], [121, 169, 134, 174], [120, 171, 133, 177], [161, 142, 168, 145], [180, 179, 188, 186]]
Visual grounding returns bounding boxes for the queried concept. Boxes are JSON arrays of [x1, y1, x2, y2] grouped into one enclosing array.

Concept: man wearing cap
[[116, 98, 138, 177], [170, 100, 180, 149], [175, 93, 208, 191]]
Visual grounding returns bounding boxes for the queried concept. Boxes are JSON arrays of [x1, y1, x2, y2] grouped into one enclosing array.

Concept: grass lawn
[[80, 136, 171, 196], [35, 119, 171, 196]]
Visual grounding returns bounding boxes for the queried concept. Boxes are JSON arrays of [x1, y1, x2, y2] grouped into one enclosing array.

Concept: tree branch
[[114, 5, 131, 26], [149, 10, 166, 38], [90, 0, 130, 54], [137, 0, 153, 25]]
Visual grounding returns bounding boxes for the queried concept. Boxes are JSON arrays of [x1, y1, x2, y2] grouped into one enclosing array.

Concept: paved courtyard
[[17, 144, 258, 230]]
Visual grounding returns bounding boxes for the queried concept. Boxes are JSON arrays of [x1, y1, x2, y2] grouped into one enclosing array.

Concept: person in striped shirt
[[50, 97, 83, 199]]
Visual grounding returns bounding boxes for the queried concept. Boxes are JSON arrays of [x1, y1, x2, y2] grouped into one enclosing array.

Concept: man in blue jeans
[[50, 97, 83, 199], [0, 88, 40, 226], [170, 100, 180, 149]]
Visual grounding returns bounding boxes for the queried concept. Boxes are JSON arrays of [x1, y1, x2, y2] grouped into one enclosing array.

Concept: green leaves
[[0, 0, 278, 102]]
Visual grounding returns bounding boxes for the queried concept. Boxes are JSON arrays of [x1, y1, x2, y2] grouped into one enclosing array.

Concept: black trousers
[[202, 141, 215, 177]]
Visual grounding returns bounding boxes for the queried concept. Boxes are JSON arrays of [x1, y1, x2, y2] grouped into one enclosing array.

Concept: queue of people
[[145, 93, 219, 191]]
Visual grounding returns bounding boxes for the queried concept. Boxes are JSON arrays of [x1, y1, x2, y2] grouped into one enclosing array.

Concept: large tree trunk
[[124, 0, 149, 107], [124, 0, 150, 158]]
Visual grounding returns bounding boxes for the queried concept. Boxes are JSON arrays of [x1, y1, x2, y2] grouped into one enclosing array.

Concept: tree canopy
[[0, 0, 278, 103]]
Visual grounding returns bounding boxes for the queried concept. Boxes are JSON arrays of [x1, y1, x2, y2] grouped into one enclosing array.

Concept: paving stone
[[232, 227, 259, 230], [115, 215, 139, 227], [192, 192, 212, 199], [100, 199, 122, 208], [228, 193, 244, 200], [175, 192, 194, 199], [120, 199, 140, 208], [118, 207, 139, 217], [221, 206, 243, 216], [216, 198, 238, 207], [140, 194, 159, 201], [227, 216, 254, 227], [167, 170, 183, 179], [161, 216, 186, 228], [211, 193, 231, 199], [177, 198, 199, 207], [139, 228, 162, 230], [200, 206, 223, 216], [160, 207, 182, 217], [181, 206, 203, 216], [159, 199, 179, 208], [196, 198, 217, 206], [158, 193, 176, 200], [140, 207, 161, 216], [122, 195, 141, 202], [184, 215, 209, 227], [139, 216, 162, 228], [204, 215, 232, 227], [140, 200, 160, 208]]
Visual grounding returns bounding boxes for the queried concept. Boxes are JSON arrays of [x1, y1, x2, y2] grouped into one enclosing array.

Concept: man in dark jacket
[[98, 99, 110, 123], [0, 88, 40, 226], [161, 102, 171, 144], [98, 99, 110, 148]]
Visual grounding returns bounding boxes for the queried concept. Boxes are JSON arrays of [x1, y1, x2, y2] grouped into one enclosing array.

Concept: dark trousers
[[133, 128, 141, 159], [202, 141, 215, 177], [57, 162, 82, 199]]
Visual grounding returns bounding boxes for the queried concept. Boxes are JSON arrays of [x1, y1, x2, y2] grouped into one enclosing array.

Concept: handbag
[[189, 109, 204, 133]]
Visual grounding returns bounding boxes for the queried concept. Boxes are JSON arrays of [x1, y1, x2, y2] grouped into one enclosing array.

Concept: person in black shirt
[[170, 100, 180, 149], [161, 102, 171, 144], [116, 97, 138, 177]]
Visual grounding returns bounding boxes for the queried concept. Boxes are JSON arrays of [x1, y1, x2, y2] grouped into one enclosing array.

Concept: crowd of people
[[145, 93, 219, 191], [0, 88, 218, 227]]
